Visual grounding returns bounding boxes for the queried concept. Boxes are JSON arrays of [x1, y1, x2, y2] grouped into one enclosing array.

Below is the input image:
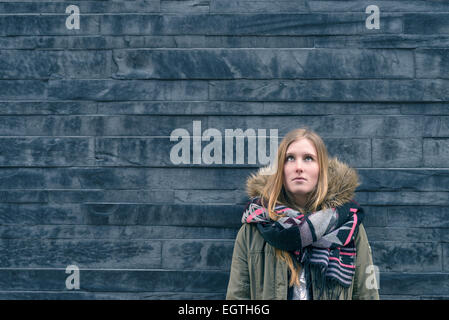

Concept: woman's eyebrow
[[286, 151, 317, 157]]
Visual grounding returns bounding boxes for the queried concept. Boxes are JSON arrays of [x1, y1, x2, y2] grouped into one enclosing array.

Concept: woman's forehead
[[286, 138, 317, 155]]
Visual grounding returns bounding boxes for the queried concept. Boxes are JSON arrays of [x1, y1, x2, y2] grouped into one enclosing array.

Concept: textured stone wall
[[0, 0, 448, 299]]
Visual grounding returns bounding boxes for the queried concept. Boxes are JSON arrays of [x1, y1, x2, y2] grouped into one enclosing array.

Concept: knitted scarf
[[242, 197, 365, 300]]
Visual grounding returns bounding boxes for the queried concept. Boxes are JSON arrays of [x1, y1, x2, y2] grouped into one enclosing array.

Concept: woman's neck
[[286, 192, 307, 211], [281, 190, 307, 213]]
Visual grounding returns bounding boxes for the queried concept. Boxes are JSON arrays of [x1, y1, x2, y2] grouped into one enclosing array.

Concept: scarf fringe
[[300, 249, 351, 300]]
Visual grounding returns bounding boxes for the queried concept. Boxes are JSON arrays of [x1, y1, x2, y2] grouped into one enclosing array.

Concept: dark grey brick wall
[[0, 0, 448, 300]]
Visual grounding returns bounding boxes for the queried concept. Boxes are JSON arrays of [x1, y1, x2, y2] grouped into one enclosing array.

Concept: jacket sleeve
[[226, 225, 251, 300], [352, 224, 380, 300]]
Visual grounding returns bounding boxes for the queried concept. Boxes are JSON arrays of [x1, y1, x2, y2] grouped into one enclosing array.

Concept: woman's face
[[283, 138, 320, 207]]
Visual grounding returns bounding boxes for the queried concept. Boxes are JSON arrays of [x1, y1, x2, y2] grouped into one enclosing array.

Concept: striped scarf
[[242, 197, 365, 300]]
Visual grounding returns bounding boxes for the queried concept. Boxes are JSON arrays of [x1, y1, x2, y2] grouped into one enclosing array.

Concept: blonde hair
[[260, 128, 329, 286]]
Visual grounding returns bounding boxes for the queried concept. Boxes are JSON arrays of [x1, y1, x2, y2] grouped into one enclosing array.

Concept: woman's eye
[[305, 156, 314, 161], [286, 155, 294, 161]]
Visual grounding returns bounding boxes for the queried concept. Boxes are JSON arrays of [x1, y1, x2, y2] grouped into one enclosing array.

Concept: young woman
[[226, 128, 379, 300]]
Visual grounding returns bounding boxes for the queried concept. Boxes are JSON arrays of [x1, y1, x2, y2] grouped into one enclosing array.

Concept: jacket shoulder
[[354, 224, 371, 254], [235, 223, 267, 253]]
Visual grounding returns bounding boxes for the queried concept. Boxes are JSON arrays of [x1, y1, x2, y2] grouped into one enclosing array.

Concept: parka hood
[[246, 157, 360, 211]]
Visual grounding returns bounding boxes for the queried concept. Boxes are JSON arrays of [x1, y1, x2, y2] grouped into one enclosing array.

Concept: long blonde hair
[[260, 128, 329, 286]]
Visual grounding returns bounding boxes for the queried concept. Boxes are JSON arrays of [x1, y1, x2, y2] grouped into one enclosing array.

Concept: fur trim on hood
[[246, 157, 360, 211]]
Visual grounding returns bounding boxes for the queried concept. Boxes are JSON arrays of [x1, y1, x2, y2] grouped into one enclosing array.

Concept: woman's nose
[[295, 160, 304, 172]]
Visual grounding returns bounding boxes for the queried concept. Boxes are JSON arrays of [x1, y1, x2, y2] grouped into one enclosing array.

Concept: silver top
[[292, 267, 309, 300]]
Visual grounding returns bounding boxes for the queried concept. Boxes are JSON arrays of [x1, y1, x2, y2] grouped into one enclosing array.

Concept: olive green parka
[[226, 158, 379, 300]]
